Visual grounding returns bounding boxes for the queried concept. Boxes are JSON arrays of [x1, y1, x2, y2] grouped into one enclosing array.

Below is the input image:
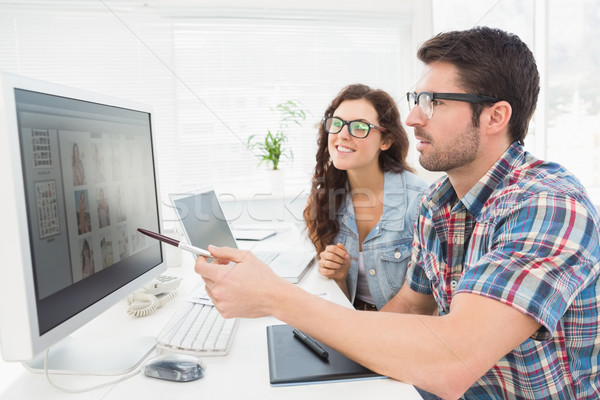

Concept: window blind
[[0, 4, 413, 218]]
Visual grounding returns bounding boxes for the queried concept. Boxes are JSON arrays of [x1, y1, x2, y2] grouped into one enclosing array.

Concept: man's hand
[[194, 245, 288, 319]]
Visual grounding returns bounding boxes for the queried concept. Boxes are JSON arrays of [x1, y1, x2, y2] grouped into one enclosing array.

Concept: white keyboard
[[156, 288, 238, 356]]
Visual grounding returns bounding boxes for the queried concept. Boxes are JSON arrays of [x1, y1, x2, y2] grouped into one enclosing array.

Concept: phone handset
[[126, 275, 182, 318]]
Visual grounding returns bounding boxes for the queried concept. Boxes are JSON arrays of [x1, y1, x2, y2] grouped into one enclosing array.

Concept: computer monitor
[[0, 72, 166, 373]]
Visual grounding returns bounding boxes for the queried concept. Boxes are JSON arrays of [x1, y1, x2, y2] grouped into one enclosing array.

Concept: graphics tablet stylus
[[137, 228, 211, 257], [292, 328, 329, 361]]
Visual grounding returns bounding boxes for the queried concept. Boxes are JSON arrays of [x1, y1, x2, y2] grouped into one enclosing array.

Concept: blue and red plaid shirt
[[407, 143, 600, 399]]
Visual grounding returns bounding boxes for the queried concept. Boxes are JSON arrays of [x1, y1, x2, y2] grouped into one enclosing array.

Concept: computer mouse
[[144, 354, 205, 382]]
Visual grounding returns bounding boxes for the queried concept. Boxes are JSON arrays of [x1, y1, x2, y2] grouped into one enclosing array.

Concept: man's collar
[[425, 142, 525, 217], [461, 142, 525, 217]]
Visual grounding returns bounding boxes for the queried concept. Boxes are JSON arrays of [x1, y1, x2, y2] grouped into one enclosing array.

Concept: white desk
[[0, 224, 423, 399]]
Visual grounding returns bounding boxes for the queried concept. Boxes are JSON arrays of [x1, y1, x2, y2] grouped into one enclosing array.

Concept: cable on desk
[[40, 345, 157, 393]]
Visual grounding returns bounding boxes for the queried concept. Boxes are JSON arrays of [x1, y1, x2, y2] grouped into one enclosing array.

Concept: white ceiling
[[0, 0, 418, 15]]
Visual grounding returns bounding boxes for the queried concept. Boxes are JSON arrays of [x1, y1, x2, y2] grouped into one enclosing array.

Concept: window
[[167, 15, 412, 201], [545, 0, 600, 201], [0, 5, 414, 221]]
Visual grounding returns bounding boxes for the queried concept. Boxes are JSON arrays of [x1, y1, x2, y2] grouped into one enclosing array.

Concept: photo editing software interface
[[16, 87, 162, 335]]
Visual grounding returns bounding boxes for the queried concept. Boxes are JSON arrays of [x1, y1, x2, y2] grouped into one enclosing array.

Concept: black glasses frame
[[322, 116, 387, 139], [406, 92, 499, 119]]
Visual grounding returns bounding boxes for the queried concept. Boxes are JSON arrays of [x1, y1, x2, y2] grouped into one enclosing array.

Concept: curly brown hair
[[303, 84, 413, 254]]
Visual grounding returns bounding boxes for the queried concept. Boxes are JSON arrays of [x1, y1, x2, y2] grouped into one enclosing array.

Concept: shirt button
[[369, 269, 376, 276], [453, 236, 458, 244], [450, 280, 457, 289], [394, 251, 401, 259]]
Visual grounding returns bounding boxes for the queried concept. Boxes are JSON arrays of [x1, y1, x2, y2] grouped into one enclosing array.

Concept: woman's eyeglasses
[[406, 92, 498, 120], [323, 116, 387, 139]]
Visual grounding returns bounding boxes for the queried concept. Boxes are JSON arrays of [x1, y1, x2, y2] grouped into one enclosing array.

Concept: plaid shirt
[[407, 143, 600, 399]]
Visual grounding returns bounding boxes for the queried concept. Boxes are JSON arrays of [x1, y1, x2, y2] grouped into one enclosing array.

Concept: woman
[[303, 84, 428, 310], [77, 190, 90, 234], [81, 238, 95, 278], [97, 188, 110, 228], [72, 142, 86, 186]]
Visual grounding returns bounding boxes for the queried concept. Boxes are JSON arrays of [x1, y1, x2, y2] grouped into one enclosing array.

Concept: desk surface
[[0, 224, 422, 399]]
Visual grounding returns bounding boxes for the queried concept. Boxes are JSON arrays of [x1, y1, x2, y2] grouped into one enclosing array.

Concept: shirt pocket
[[378, 239, 413, 290]]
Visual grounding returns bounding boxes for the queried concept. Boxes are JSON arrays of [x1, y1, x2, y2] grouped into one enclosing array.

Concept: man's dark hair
[[417, 26, 540, 144]]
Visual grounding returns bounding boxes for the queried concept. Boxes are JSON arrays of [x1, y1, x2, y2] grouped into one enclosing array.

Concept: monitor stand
[[23, 335, 156, 375]]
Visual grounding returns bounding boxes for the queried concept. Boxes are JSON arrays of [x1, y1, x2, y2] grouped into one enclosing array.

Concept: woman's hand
[[318, 243, 351, 283]]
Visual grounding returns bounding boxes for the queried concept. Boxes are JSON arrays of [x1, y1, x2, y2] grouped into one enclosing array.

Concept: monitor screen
[[0, 72, 166, 366]]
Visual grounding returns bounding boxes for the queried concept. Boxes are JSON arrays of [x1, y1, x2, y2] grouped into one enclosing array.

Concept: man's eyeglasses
[[323, 116, 387, 139], [406, 92, 498, 120]]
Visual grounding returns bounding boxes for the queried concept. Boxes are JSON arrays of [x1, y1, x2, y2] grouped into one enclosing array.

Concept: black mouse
[[144, 354, 205, 382]]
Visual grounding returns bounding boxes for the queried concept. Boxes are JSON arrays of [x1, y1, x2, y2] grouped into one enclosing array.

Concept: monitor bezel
[[0, 72, 167, 362]]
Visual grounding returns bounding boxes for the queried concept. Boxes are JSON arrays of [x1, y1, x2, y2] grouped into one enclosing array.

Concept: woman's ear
[[380, 136, 392, 151]]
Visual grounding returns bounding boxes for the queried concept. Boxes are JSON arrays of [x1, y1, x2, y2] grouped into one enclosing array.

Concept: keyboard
[[156, 287, 238, 356]]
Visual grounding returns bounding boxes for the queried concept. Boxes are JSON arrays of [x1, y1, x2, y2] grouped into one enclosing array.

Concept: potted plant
[[247, 100, 307, 170], [247, 129, 289, 171], [247, 100, 308, 194]]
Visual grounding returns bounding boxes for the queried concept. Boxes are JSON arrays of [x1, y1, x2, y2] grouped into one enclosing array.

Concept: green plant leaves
[[247, 100, 307, 170]]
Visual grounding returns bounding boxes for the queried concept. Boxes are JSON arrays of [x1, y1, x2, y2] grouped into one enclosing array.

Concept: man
[[195, 27, 600, 399]]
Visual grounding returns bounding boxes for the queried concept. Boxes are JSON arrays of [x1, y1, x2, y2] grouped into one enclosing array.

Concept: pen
[[292, 328, 329, 361], [137, 228, 212, 257]]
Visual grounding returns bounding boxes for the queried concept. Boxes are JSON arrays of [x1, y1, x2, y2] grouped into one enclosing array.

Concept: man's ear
[[485, 100, 512, 135]]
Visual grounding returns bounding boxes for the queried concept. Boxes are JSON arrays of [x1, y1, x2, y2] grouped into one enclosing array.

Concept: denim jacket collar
[[337, 171, 408, 232]]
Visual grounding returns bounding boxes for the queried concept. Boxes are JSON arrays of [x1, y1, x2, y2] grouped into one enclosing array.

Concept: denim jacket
[[334, 170, 429, 309]]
